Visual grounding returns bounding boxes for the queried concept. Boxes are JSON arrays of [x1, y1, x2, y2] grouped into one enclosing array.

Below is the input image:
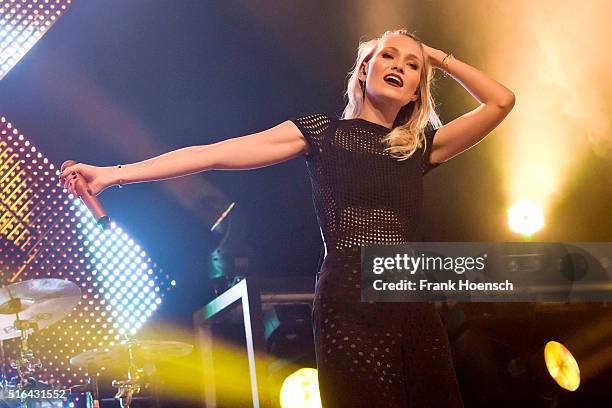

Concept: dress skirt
[[312, 247, 464, 407]]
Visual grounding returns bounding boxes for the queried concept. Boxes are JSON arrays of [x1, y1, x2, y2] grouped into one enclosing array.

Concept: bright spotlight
[[279, 368, 321, 408], [507, 199, 545, 237], [544, 341, 580, 392]]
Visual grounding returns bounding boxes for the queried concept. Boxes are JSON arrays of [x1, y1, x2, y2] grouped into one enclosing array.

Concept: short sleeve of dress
[[422, 127, 441, 175], [290, 113, 332, 159]]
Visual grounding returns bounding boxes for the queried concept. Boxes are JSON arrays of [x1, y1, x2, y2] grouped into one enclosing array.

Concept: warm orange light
[[507, 199, 545, 237], [544, 341, 580, 391]]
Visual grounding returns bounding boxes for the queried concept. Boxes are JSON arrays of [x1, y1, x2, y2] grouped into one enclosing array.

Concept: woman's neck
[[357, 97, 400, 129]]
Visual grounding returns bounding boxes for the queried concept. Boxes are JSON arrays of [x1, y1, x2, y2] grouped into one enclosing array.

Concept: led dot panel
[[0, 0, 73, 80], [0, 115, 169, 386], [77, 213, 163, 338]]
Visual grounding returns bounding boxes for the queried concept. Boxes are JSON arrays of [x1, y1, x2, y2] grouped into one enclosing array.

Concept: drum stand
[[111, 340, 142, 408], [0, 339, 6, 390], [81, 362, 101, 408], [11, 319, 42, 383], [0, 290, 42, 382]]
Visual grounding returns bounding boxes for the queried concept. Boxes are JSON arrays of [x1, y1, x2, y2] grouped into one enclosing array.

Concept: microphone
[[61, 160, 110, 230]]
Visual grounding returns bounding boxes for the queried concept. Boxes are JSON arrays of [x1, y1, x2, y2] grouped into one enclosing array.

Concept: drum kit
[[0, 279, 193, 408]]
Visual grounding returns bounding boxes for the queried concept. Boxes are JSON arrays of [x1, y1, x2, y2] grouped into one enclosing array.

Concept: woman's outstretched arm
[[60, 121, 307, 195], [422, 45, 515, 165]]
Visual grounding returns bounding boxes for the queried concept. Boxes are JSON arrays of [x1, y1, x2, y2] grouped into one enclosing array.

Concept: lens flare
[[507, 199, 545, 237], [279, 368, 322, 408]]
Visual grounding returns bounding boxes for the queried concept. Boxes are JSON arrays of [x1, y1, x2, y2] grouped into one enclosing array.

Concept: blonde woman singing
[[62, 29, 514, 407]]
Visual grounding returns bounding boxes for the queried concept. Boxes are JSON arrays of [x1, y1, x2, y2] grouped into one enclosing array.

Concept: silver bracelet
[[441, 53, 454, 77], [117, 164, 124, 188]]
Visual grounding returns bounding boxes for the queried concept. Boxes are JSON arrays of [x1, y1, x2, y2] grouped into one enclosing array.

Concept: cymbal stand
[[112, 340, 142, 408], [0, 339, 7, 388], [84, 362, 101, 408], [10, 318, 42, 385]]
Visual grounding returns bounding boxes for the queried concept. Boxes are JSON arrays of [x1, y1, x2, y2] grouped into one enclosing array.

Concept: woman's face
[[361, 34, 423, 109]]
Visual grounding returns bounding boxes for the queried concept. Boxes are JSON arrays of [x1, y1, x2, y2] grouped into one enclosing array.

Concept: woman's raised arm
[[421, 45, 515, 165], [60, 120, 307, 195]]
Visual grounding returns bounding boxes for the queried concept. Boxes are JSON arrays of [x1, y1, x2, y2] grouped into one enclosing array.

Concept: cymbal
[[0, 279, 81, 340], [70, 340, 194, 368]]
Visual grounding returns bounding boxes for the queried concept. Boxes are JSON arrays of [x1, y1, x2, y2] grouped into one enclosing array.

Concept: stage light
[[507, 199, 544, 237], [544, 341, 580, 392], [1, 115, 169, 386], [79, 209, 163, 337], [279, 368, 321, 408], [504, 339, 581, 399]]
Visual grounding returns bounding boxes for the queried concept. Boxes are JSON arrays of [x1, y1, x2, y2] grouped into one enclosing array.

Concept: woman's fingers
[[62, 173, 79, 194], [59, 163, 82, 190], [69, 177, 78, 196], [59, 165, 74, 178], [59, 163, 81, 178], [59, 162, 103, 196]]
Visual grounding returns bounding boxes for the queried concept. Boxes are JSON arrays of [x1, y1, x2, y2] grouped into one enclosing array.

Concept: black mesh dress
[[290, 114, 463, 408]]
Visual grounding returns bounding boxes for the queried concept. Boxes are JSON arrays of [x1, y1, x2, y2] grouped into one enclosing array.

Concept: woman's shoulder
[[289, 113, 338, 136], [291, 113, 394, 132], [291, 112, 336, 126]]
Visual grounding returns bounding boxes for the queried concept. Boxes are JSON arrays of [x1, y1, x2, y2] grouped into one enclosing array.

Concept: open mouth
[[383, 74, 403, 88]]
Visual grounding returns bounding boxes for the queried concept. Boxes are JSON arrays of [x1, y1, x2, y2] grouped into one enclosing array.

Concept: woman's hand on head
[[421, 44, 446, 69], [59, 163, 115, 196]]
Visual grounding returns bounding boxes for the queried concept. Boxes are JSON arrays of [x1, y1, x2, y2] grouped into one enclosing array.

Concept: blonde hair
[[342, 29, 441, 161]]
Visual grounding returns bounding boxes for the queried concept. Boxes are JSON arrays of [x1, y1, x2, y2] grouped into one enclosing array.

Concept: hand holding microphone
[[60, 160, 113, 230]]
